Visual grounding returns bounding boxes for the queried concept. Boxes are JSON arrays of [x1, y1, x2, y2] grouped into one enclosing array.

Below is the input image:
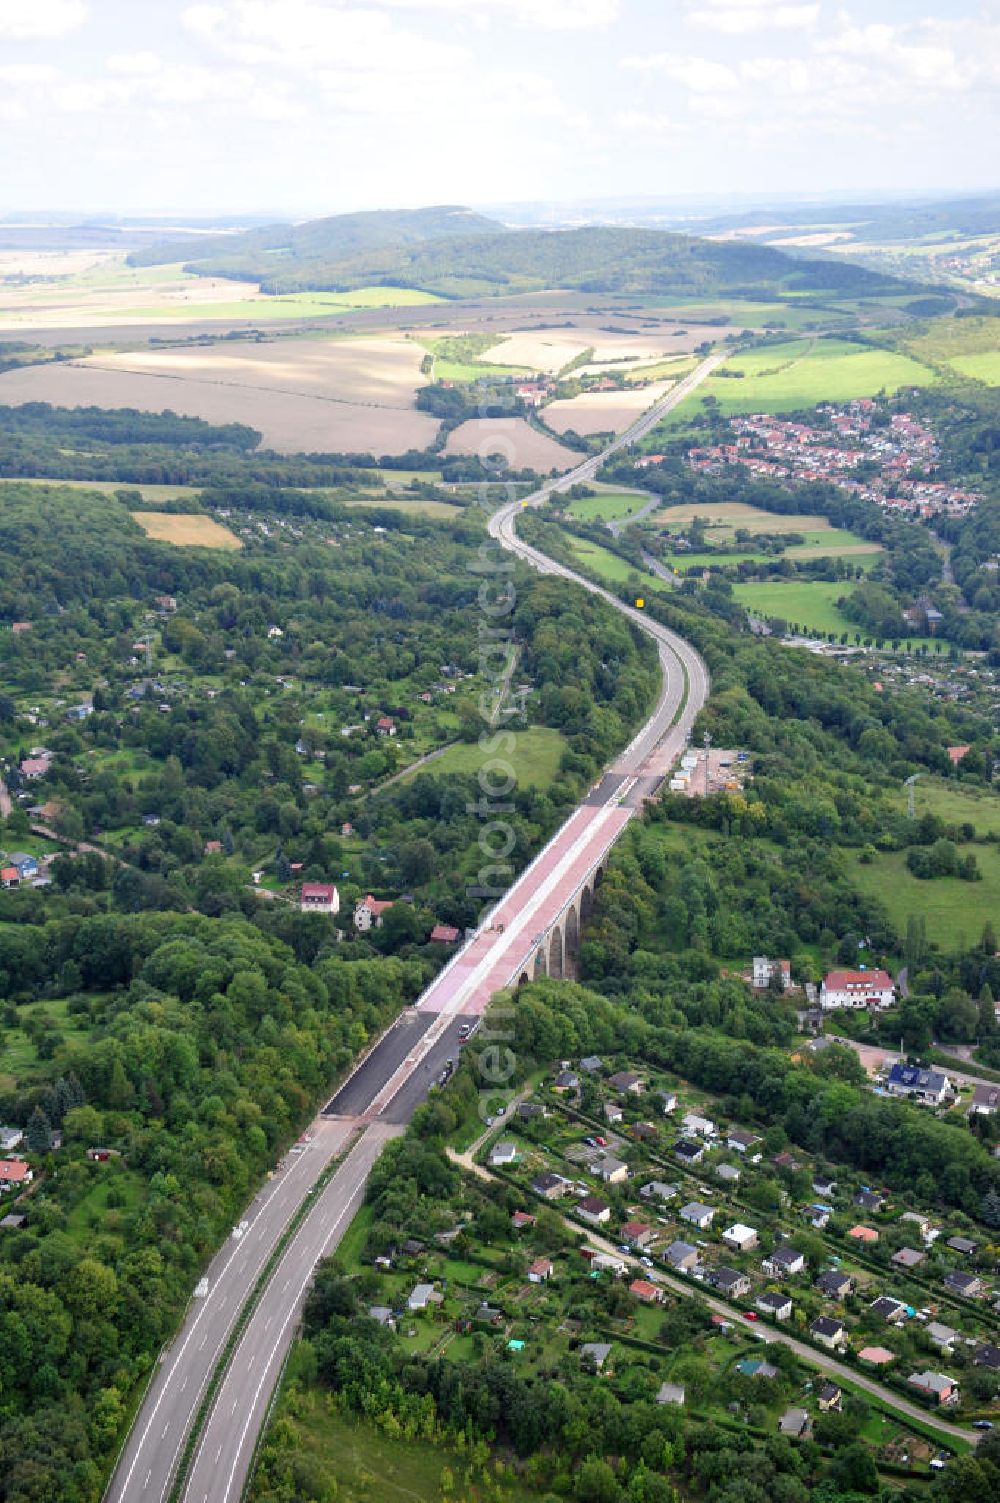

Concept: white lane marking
[[144, 1472, 151, 1491]]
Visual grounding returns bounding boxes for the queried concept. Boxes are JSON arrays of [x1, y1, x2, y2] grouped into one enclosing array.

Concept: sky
[[0, 0, 997, 218]]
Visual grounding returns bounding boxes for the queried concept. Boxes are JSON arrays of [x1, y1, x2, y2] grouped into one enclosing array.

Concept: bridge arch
[[564, 902, 579, 960], [580, 883, 593, 922], [548, 925, 564, 980], [534, 946, 547, 979], [517, 970, 531, 987]]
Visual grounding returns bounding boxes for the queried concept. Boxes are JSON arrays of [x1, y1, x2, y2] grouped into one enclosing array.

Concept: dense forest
[[131, 214, 913, 300]]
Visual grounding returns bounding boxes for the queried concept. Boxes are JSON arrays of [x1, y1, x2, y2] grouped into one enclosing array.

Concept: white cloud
[[0, 0, 86, 39], [687, 2, 819, 35], [106, 51, 164, 76], [181, 1, 466, 74], [374, 0, 618, 24], [623, 52, 739, 92]]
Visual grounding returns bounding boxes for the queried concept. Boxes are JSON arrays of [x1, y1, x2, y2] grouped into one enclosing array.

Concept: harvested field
[[132, 512, 241, 549], [0, 347, 440, 455], [442, 417, 577, 473], [487, 322, 732, 373], [543, 381, 674, 436], [84, 335, 428, 406]]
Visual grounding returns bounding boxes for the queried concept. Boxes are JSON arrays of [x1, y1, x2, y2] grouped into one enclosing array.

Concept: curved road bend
[[109, 359, 719, 1503]]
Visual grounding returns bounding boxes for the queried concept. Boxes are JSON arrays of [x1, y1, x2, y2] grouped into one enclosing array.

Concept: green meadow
[[565, 490, 651, 522], [401, 726, 566, 789], [732, 579, 858, 635], [948, 352, 1000, 385], [129, 286, 445, 320], [566, 536, 671, 592], [851, 844, 1000, 951]]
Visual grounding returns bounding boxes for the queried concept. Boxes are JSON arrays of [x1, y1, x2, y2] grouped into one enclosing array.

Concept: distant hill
[[134, 209, 912, 302], [126, 204, 505, 277]]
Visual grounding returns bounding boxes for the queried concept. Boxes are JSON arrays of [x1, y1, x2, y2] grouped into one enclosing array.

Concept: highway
[[108, 359, 717, 1503]]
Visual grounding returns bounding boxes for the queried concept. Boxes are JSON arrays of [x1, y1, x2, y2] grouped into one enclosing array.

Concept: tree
[[26, 1106, 52, 1155], [978, 984, 995, 1040]]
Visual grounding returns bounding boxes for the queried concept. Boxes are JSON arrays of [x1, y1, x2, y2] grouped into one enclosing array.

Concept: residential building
[[854, 1189, 885, 1214], [488, 1141, 518, 1167], [354, 894, 393, 931], [510, 1210, 535, 1232], [680, 1202, 715, 1230], [665, 1240, 699, 1271], [892, 1247, 925, 1271], [970, 1084, 1000, 1116], [674, 1138, 705, 1165], [752, 956, 792, 990], [369, 1306, 395, 1327], [578, 1195, 611, 1226], [608, 1070, 644, 1095], [0, 1160, 32, 1189], [810, 1316, 847, 1350], [926, 1322, 957, 1353], [711, 1267, 751, 1299], [946, 1235, 978, 1256], [407, 1283, 436, 1311], [579, 1055, 604, 1074], [553, 1070, 580, 1092], [621, 1220, 653, 1248], [300, 882, 340, 915], [657, 1090, 678, 1115], [757, 1291, 792, 1321], [763, 1246, 805, 1278], [656, 1381, 685, 1405], [0, 1128, 23, 1152], [429, 923, 460, 944], [628, 1278, 661, 1304], [736, 1358, 778, 1380], [596, 1157, 628, 1185], [943, 1270, 984, 1298], [590, 1252, 627, 1277], [847, 1225, 879, 1245], [870, 1295, 907, 1324], [907, 1371, 959, 1406], [779, 1408, 811, 1438], [0, 868, 19, 889], [885, 1063, 951, 1105], [639, 1180, 678, 1204], [973, 1343, 1000, 1373], [528, 1257, 553, 1283], [532, 1172, 568, 1201], [8, 854, 38, 880], [682, 1111, 716, 1138], [580, 1342, 612, 1371], [858, 1346, 895, 1366], [727, 1129, 759, 1155], [820, 968, 894, 1010], [817, 1383, 842, 1412], [715, 1162, 740, 1185], [604, 1102, 624, 1124], [722, 1222, 759, 1253]]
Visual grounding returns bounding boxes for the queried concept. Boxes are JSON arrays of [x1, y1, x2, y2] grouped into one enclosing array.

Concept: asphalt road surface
[[108, 360, 718, 1503], [105, 1117, 354, 1503], [182, 1122, 402, 1503]]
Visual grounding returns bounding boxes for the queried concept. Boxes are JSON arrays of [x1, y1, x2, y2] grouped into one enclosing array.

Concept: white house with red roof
[[300, 883, 340, 916], [820, 969, 894, 1011], [354, 894, 394, 931]]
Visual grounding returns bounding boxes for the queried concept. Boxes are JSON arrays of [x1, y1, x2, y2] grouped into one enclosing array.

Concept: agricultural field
[[340, 496, 467, 519], [401, 727, 566, 790], [0, 477, 202, 504], [655, 337, 938, 428], [948, 352, 1000, 385], [484, 321, 732, 374], [652, 500, 883, 567], [731, 579, 858, 635], [0, 335, 440, 454], [131, 511, 242, 549], [0, 249, 444, 330], [850, 843, 1000, 950], [543, 379, 674, 436], [442, 417, 578, 473]]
